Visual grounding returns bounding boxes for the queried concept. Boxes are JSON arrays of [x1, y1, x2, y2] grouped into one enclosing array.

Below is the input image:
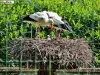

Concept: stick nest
[[8, 38, 93, 69]]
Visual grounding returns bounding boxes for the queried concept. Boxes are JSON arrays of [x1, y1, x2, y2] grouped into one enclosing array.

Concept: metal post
[[27, 61, 29, 69], [49, 55, 51, 75], [31, 25, 32, 38], [19, 39, 23, 75], [34, 48, 37, 75], [19, 51, 22, 75], [6, 18, 9, 75]]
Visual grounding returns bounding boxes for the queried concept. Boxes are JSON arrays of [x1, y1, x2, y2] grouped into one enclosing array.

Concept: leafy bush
[[0, 0, 100, 67]]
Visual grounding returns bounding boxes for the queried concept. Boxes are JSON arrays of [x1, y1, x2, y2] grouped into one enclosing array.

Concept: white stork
[[23, 11, 73, 38]]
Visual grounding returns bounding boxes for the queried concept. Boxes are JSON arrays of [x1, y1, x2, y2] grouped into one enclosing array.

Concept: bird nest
[[8, 38, 93, 69]]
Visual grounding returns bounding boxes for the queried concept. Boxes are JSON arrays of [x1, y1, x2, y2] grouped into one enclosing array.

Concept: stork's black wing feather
[[23, 15, 37, 22]]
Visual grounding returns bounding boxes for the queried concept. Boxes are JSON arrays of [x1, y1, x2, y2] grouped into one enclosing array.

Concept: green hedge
[[0, 0, 100, 67]]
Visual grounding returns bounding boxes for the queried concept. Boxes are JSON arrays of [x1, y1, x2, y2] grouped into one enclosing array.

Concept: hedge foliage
[[0, 0, 100, 67]]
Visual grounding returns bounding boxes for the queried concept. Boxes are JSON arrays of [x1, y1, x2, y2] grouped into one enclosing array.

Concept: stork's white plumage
[[23, 11, 49, 26], [44, 11, 64, 24], [23, 11, 73, 38]]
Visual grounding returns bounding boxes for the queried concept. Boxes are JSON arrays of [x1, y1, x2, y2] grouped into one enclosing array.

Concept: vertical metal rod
[[19, 22, 24, 75], [35, 49, 36, 69], [91, 4, 95, 75], [19, 51, 22, 75], [20, 40, 23, 75], [19, 27, 23, 75], [49, 55, 51, 75], [6, 19, 8, 75], [26, 61, 29, 69], [20, 52, 22, 75], [31, 25, 32, 38], [34, 48, 37, 75]]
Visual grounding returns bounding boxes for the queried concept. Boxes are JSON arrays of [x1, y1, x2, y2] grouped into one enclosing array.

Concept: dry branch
[[8, 38, 93, 69]]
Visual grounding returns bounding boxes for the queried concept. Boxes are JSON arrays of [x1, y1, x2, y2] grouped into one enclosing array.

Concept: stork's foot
[[36, 33, 40, 40], [56, 30, 61, 38], [47, 35, 51, 40]]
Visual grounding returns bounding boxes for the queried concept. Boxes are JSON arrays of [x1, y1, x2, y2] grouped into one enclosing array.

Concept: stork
[[23, 11, 73, 39]]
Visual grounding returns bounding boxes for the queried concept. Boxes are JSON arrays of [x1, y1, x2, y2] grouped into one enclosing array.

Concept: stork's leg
[[50, 24, 54, 38], [50, 24, 54, 32], [37, 24, 40, 39], [56, 29, 61, 38]]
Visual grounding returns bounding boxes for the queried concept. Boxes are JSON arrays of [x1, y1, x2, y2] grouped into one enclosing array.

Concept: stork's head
[[61, 18, 69, 25], [62, 19, 74, 33]]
